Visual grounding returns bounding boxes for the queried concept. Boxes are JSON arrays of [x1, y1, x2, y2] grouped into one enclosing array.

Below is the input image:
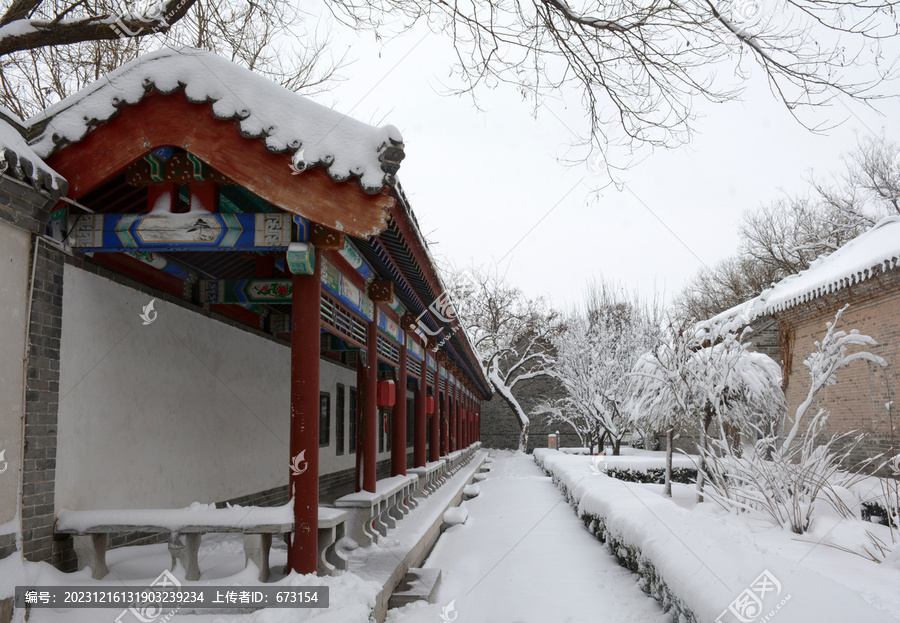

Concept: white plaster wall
[[56, 265, 294, 510], [318, 366, 416, 474], [56, 265, 418, 511], [0, 222, 31, 527]]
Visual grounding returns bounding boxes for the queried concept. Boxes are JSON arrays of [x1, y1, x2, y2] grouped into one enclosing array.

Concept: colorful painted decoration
[[320, 258, 374, 321], [311, 223, 345, 250], [400, 313, 419, 332], [125, 250, 194, 281], [338, 242, 375, 282], [199, 279, 293, 304], [388, 296, 405, 316], [368, 279, 394, 302], [127, 150, 232, 185], [377, 308, 403, 345], [69, 213, 303, 251], [286, 242, 315, 275], [407, 335, 425, 362]]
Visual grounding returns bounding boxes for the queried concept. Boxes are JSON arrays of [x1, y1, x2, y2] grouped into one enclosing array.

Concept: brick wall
[[481, 375, 583, 452], [0, 533, 15, 560], [0, 178, 55, 235], [21, 240, 68, 569], [776, 266, 899, 471]]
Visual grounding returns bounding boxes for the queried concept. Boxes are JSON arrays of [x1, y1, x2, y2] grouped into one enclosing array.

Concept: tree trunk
[[697, 408, 713, 503], [664, 428, 674, 497], [612, 436, 621, 456], [489, 372, 530, 452]]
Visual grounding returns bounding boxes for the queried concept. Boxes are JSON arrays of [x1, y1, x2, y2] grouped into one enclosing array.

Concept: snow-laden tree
[[627, 319, 783, 497], [446, 264, 558, 452], [536, 282, 659, 455], [701, 306, 889, 537], [677, 136, 900, 320], [0, 0, 342, 118], [328, 0, 898, 156], [4, 0, 897, 155]]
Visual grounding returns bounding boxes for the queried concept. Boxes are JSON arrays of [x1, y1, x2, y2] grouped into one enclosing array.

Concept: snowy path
[[385, 451, 670, 623]]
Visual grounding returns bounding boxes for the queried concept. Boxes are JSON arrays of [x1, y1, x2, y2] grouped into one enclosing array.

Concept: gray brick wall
[[21, 240, 68, 569], [0, 178, 55, 235], [0, 533, 16, 560], [481, 375, 583, 452]]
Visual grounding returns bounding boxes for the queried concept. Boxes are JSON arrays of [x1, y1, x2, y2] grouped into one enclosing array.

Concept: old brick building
[[721, 216, 900, 467]]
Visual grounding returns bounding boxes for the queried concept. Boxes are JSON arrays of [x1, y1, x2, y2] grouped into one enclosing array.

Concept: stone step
[[388, 567, 442, 609]]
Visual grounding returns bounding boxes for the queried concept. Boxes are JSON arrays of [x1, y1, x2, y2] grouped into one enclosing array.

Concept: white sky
[[302, 6, 900, 309]]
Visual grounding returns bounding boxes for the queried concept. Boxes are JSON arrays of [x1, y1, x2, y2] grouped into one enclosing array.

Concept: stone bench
[[408, 461, 446, 498], [316, 507, 350, 576], [334, 474, 419, 548], [55, 503, 347, 582]]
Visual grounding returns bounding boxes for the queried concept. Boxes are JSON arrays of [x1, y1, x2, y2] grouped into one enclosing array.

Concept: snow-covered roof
[[26, 48, 404, 194], [712, 216, 900, 326], [0, 107, 67, 198]]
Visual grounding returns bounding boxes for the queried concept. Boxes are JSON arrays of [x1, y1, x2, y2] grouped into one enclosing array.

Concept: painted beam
[[200, 279, 293, 304], [46, 92, 395, 238], [70, 212, 306, 252], [377, 308, 403, 345]]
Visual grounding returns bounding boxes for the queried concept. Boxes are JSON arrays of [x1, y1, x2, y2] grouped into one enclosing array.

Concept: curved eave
[[38, 91, 396, 238]]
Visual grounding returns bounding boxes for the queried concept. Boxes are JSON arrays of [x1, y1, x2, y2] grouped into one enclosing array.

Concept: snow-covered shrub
[[606, 466, 697, 485], [579, 512, 699, 623], [627, 318, 783, 499], [700, 307, 888, 536]]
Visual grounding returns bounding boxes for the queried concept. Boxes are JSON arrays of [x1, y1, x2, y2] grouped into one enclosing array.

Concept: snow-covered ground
[[535, 448, 900, 622], [386, 450, 670, 623]]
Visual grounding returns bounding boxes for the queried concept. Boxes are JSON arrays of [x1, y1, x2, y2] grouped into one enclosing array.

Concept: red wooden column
[[288, 246, 321, 574], [470, 395, 474, 445], [391, 339, 408, 476], [363, 318, 378, 492], [478, 402, 482, 441], [461, 394, 467, 448], [462, 394, 468, 448], [428, 370, 440, 463], [448, 382, 455, 452], [441, 372, 450, 456], [455, 385, 462, 450], [469, 396, 478, 443], [414, 362, 427, 468], [467, 393, 472, 446]]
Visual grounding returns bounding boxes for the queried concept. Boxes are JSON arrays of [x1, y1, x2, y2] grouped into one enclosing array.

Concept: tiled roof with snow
[[26, 48, 404, 194], [710, 216, 900, 327], [0, 107, 67, 199]]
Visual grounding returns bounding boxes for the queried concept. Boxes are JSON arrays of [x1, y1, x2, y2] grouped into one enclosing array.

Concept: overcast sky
[[303, 5, 900, 310]]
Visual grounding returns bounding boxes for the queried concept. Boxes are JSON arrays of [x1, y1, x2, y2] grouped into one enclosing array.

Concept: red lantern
[[426, 396, 435, 415], [377, 380, 396, 408]]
